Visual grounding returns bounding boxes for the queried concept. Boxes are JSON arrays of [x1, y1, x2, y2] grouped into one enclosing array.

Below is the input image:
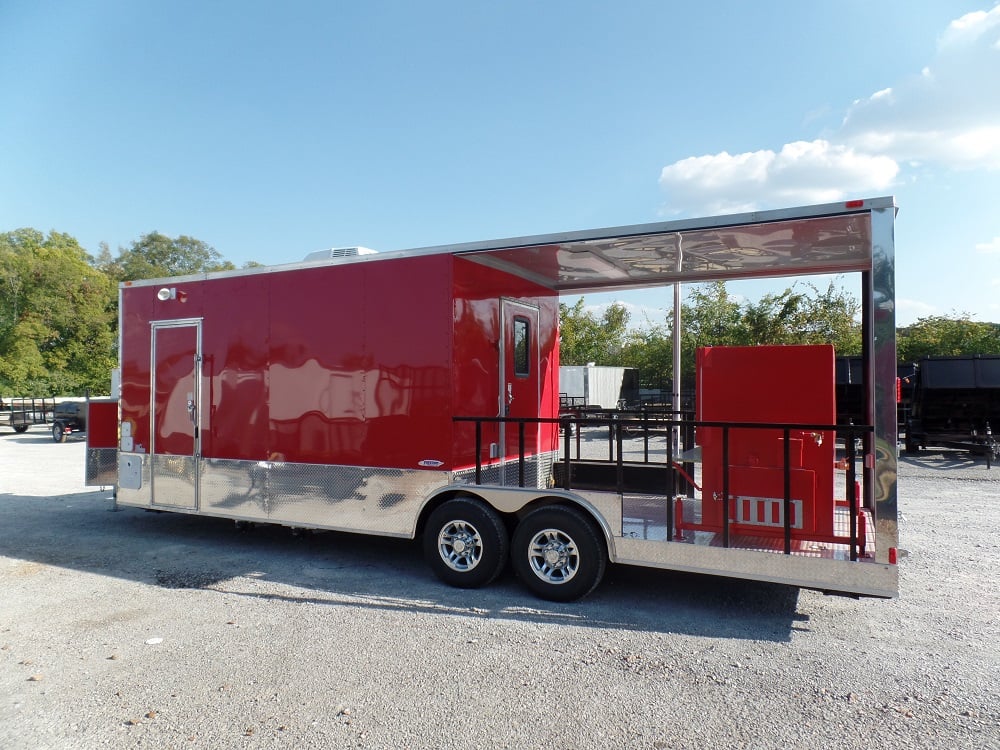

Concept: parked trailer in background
[[836, 356, 913, 437], [1, 397, 54, 433], [89, 197, 900, 601], [904, 355, 1000, 465], [559, 365, 639, 410]]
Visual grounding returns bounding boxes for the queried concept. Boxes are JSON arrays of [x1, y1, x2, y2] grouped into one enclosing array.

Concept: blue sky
[[1, 1, 998, 327]]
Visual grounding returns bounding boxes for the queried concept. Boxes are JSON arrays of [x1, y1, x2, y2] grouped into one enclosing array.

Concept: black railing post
[[722, 426, 730, 549], [518, 420, 526, 488], [615, 420, 624, 493], [783, 427, 792, 555], [475, 420, 482, 485], [666, 419, 675, 536], [643, 410, 650, 463], [847, 426, 858, 561], [562, 416, 573, 490], [684, 414, 696, 499], [667, 419, 675, 496]]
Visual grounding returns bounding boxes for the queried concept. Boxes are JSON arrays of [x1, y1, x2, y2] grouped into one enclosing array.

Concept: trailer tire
[[12, 424, 29, 433], [511, 505, 606, 602], [424, 497, 508, 589], [52, 421, 66, 443]]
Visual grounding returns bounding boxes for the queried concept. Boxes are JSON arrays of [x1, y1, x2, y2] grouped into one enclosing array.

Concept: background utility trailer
[[2, 397, 54, 433], [559, 365, 640, 410], [96, 197, 899, 602], [904, 355, 1000, 466]]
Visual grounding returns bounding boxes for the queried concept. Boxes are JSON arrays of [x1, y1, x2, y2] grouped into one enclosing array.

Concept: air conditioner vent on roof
[[303, 246, 378, 261]]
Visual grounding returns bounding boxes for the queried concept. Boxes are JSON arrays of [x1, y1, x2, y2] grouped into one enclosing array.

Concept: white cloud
[[659, 140, 897, 216], [976, 236, 1000, 253], [840, 6, 1000, 168], [659, 6, 1000, 215]]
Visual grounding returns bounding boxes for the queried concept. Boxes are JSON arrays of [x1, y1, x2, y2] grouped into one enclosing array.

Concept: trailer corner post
[[869, 202, 899, 566]]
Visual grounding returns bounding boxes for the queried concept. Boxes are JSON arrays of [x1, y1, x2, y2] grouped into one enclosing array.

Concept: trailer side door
[[150, 320, 202, 509], [500, 300, 540, 479]]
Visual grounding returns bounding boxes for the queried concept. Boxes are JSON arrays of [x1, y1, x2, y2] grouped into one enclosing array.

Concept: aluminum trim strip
[[614, 536, 897, 597], [197, 459, 451, 537]]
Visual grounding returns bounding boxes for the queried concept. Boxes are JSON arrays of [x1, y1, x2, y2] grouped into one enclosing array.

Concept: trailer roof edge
[[119, 196, 895, 291]]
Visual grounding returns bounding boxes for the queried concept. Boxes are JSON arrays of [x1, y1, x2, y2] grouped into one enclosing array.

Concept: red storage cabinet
[[696, 345, 837, 539]]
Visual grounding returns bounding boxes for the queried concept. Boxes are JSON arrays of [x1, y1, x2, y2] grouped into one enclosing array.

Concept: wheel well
[[514, 495, 581, 519], [415, 489, 515, 538], [416, 491, 607, 549], [515, 497, 610, 554]]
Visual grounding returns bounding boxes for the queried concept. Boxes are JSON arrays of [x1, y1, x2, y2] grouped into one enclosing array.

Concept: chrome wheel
[[423, 497, 508, 589], [526, 528, 579, 584], [437, 519, 483, 573], [511, 505, 606, 602]]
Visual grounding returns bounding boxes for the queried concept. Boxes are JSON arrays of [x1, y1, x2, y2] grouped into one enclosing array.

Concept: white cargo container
[[560, 365, 638, 409]]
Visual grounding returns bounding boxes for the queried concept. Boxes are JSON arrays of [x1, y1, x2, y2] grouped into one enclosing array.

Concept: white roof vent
[[303, 246, 378, 261]]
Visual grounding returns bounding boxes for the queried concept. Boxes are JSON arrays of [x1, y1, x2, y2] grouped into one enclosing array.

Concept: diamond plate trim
[[452, 451, 557, 489], [85, 447, 117, 486]]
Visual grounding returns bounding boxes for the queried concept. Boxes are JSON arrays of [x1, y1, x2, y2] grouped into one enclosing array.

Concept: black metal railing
[[454, 414, 873, 561]]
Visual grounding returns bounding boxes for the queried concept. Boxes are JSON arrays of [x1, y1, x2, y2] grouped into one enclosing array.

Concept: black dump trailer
[[835, 357, 866, 427], [836, 357, 916, 436], [904, 355, 1000, 465]]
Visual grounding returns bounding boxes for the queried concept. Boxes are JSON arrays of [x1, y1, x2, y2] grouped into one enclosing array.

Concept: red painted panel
[[119, 287, 153, 451], [267, 261, 372, 464], [452, 257, 560, 469], [200, 274, 269, 460], [696, 344, 836, 537], [452, 264, 502, 467], [265, 255, 454, 467], [86, 401, 118, 449], [361, 255, 453, 469], [120, 282, 203, 452]]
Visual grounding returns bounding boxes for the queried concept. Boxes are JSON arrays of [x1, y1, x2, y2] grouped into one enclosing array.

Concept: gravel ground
[[1, 427, 997, 749]]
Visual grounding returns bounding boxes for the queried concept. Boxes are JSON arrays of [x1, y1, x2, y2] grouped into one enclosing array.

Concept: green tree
[[681, 282, 744, 349], [558, 299, 630, 366], [0, 229, 117, 395], [621, 323, 674, 385], [560, 280, 863, 384], [737, 282, 862, 353], [97, 231, 236, 282], [799, 281, 862, 355], [739, 288, 808, 345], [897, 315, 1000, 361]]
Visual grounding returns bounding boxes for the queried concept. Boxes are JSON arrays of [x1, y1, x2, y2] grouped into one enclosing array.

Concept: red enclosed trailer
[[93, 198, 900, 601], [115, 251, 561, 528]]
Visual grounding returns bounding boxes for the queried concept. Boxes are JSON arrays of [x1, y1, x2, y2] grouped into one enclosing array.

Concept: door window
[[513, 316, 530, 377]]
